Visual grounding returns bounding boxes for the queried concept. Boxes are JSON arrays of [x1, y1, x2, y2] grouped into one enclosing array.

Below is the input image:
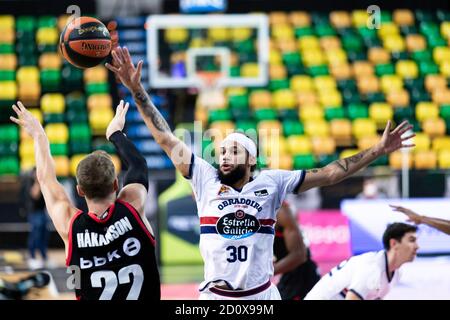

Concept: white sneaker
[[44, 259, 58, 269], [28, 258, 44, 270]]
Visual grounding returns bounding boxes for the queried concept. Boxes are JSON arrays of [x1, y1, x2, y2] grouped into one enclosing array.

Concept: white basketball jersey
[[188, 156, 305, 292], [304, 250, 400, 300]]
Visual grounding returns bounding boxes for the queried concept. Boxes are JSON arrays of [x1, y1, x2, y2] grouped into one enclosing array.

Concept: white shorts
[[199, 283, 281, 300]]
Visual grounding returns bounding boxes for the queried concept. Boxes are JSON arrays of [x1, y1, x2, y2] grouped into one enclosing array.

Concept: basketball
[[59, 17, 111, 69]]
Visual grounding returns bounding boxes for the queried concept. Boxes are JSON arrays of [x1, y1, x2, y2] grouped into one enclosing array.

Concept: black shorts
[[277, 259, 321, 300]]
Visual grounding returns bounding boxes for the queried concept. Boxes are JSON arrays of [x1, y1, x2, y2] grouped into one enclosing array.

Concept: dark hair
[[382, 223, 418, 250], [234, 131, 258, 172], [76, 150, 116, 200]]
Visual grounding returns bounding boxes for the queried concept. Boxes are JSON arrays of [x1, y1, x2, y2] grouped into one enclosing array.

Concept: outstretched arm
[[10, 102, 77, 242], [298, 121, 415, 193], [274, 203, 307, 275], [105, 47, 192, 177], [390, 205, 450, 235]]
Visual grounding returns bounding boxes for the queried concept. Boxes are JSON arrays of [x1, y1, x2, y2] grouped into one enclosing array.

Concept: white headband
[[221, 133, 257, 158]]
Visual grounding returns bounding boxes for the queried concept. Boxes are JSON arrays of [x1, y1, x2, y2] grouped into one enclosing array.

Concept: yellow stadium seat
[[353, 61, 374, 78], [386, 89, 410, 107], [110, 155, 121, 174], [269, 49, 282, 65], [319, 90, 342, 107], [29, 109, 43, 124], [189, 37, 212, 48], [369, 103, 393, 127], [250, 90, 272, 109], [231, 28, 252, 41], [195, 106, 208, 126], [165, 28, 188, 43], [440, 61, 450, 78], [396, 60, 418, 79], [289, 12, 311, 27], [241, 63, 259, 77], [89, 109, 115, 134], [438, 150, 450, 169], [340, 149, 360, 159], [325, 48, 347, 65], [432, 136, 450, 152], [330, 119, 352, 139], [357, 76, 379, 94], [0, 54, 17, 70], [368, 47, 391, 64], [84, 66, 108, 83], [406, 34, 426, 52], [54, 156, 70, 177], [257, 120, 283, 137], [422, 118, 446, 138], [351, 10, 369, 27], [393, 9, 415, 26], [425, 75, 447, 93], [299, 104, 324, 121], [18, 82, 40, 104], [0, 81, 16, 99], [0, 28, 14, 43], [296, 92, 318, 106], [314, 76, 337, 92], [19, 140, 34, 159], [441, 22, 450, 40], [357, 135, 381, 150], [412, 133, 431, 152], [353, 119, 377, 139], [70, 154, 88, 176], [290, 75, 313, 92], [304, 120, 329, 137], [389, 151, 413, 169], [287, 135, 312, 155], [87, 94, 112, 110], [298, 36, 320, 51], [36, 27, 58, 45], [45, 123, 69, 144], [208, 27, 230, 42], [272, 24, 294, 40], [416, 102, 439, 122], [41, 93, 65, 114], [378, 23, 400, 39], [277, 39, 297, 53], [433, 47, 450, 65], [273, 155, 293, 170], [21, 158, 36, 171], [273, 89, 296, 109], [311, 136, 336, 155], [330, 11, 351, 28], [227, 87, 247, 96], [269, 12, 288, 25], [0, 15, 14, 29], [269, 64, 287, 80], [329, 63, 352, 80], [320, 36, 341, 51], [383, 35, 405, 52], [431, 88, 450, 105], [39, 53, 62, 70], [302, 49, 325, 66], [17, 66, 39, 84], [57, 15, 70, 31], [380, 75, 403, 93], [414, 150, 437, 169]]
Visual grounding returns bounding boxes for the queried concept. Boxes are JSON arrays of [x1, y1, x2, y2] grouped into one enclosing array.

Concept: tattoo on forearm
[[133, 89, 170, 132], [306, 168, 323, 174], [335, 159, 349, 172]]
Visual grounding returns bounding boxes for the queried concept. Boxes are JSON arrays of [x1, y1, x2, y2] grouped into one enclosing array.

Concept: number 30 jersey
[[187, 156, 305, 292], [66, 199, 160, 300]]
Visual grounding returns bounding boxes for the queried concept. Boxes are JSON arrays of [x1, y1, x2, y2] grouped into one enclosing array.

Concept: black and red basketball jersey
[[66, 199, 160, 300]]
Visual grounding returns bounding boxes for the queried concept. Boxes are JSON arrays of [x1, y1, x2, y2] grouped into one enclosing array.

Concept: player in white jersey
[[305, 223, 419, 300], [106, 46, 415, 300]]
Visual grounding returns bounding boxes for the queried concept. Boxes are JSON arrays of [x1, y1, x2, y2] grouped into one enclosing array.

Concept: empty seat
[[352, 118, 377, 139], [396, 60, 418, 79], [414, 150, 437, 169], [412, 133, 431, 151], [432, 136, 450, 152], [389, 151, 413, 169], [299, 104, 323, 121], [36, 27, 58, 45], [290, 75, 313, 92], [415, 102, 439, 121], [386, 89, 410, 107], [330, 119, 352, 139], [287, 135, 312, 155], [250, 90, 272, 109], [273, 89, 296, 109], [311, 136, 336, 155], [380, 75, 403, 93], [369, 102, 393, 127], [438, 150, 450, 168], [357, 135, 381, 150], [41, 93, 65, 113], [84, 66, 108, 83], [422, 118, 446, 138], [304, 120, 329, 137], [45, 123, 69, 143], [87, 94, 112, 110], [39, 53, 61, 69]]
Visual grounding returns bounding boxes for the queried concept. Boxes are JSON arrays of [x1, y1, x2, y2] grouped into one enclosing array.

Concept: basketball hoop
[[196, 71, 227, 110]]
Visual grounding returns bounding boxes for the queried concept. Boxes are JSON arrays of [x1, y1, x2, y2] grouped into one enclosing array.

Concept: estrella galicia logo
[[216, 210, 260, 240], [254, 189, 269, 197]]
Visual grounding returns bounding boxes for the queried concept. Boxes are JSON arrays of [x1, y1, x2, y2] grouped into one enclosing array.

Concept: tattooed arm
[[106, 47, 192, 176], [298, 121, 415, 193]]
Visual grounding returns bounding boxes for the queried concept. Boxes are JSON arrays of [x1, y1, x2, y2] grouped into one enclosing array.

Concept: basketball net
[[196, 71, 227, 110]]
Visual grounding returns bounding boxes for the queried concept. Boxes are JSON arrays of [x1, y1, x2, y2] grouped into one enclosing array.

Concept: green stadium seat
[[228, 93, 248, 109], [16, 16, 36, 31], [325, 107, 346, 120], [209, 109, 232, 123], [257, 156, 268, 169], [0, 125, 19, 143], [269, 79, 290, 91], [230, 107, 252, 120], [70, 140, 91, 154], [419, 61, 439, 75], [40, 69, 61, 91], [308, 65, 329, 76], [0, 43, 14, 54], [0, 157, 19, 176], [37, 16, 57, 28], [278, 109, 298, 120], [66, 110, 88, 123], [86, 83, 109, 95], [394, 106, 414, 122], [254, 108, 277, 122], [293, 154, 315, 169], [62, 64, 83, 88], [283, 119, 304, 136], [0, 70, 15, 81], [50, 143, 68, 156], [44, 113, 65, 123], [236, 120, 257, 132], [347, 103, 368, 120], [0, 142, 18, 157], [66, 92, 86, 111]]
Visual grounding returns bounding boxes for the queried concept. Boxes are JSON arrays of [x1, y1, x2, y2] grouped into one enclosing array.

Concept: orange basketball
[[59, 17, 111, 69]]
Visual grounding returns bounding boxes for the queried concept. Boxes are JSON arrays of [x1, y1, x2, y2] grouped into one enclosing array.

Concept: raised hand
[[106, 100, 129, 140], [377, 120, 415, 155], [10, 101, 45, 139], [105, 46, 143, 91], [389, 205, 423, 224]]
